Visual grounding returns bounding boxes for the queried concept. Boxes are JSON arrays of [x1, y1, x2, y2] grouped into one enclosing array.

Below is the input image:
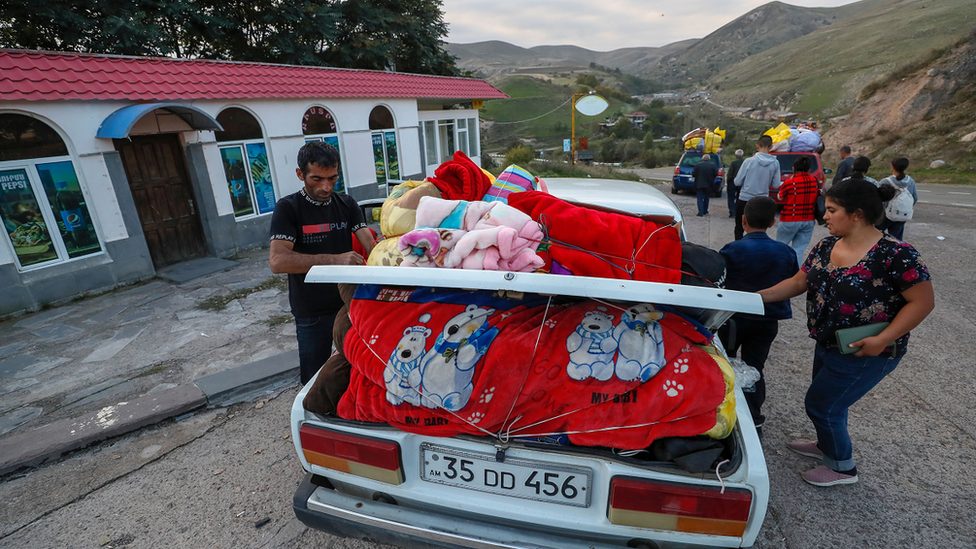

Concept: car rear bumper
[[294, 472, 751, 549]]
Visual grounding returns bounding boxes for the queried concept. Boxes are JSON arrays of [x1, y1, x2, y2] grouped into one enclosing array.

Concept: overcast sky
[[443, 0, 857, 50]]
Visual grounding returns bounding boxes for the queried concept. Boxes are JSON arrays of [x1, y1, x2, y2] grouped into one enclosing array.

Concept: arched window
[[368, 106, 399, 189], [302, 106, 346, 194], [0, 113, 102, 269], [215, 108, 275, 218]]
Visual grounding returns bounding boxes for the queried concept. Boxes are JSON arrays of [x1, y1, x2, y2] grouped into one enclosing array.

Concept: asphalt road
[[1, 191, 974, 548], [629, 166, 976, 208]]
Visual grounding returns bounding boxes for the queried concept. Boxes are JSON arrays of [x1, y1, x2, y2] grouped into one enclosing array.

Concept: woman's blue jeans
[[806, 343, 901, 471]]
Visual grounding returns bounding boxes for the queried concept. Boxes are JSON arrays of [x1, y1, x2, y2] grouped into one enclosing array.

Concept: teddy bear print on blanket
[[339, 286, 726, 450]]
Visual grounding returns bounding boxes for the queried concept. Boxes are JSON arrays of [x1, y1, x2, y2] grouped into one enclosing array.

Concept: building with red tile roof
[[0, 49, 507, 314]]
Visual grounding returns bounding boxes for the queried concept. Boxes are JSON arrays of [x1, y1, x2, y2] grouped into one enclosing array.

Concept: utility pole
[[571, 92, 586, 166]]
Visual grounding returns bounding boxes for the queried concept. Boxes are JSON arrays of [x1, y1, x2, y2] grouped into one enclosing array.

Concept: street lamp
[[571, 91, 609, 165]]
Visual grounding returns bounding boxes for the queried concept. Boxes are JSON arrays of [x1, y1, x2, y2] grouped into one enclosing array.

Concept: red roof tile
[[0, 49, 508, 102]]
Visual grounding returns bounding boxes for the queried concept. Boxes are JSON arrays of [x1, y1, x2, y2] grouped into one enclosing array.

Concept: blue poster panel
[[36, 161, 102, 259], [220, 146, 254, 217], [322, 135, 346, 194], [372, 133, 387, 187], [245, 142, 276, 215], [385, 131, 400, 180], [0, 168, 58, 266]]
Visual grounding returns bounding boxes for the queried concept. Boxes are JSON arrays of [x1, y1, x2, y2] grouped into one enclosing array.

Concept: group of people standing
[[717, 136, 934, 487]]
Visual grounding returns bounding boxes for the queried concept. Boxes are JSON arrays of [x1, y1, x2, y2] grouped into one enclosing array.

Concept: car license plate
[[420, 443, 592, 508]]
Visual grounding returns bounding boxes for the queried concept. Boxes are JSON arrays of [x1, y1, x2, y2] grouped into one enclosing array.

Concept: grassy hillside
[[480, 76, 635, 152], [713, 0, 976, 116]]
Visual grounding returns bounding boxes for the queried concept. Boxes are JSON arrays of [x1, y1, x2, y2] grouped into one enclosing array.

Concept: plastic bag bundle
[[789, 129, 821, 152], [729, 357, 761, 391], [764, 123, 792, 145], [683, 127, 726, 153], [703, 127, 726, 153]]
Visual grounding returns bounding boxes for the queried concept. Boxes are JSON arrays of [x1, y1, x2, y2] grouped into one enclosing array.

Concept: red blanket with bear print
[[337, 285, 726, 450]]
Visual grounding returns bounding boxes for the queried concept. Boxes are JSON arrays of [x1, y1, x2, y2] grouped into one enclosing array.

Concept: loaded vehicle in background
[[763, 123, 830, 204], [672, 127, 727, 198], [672, 151, 725, 198]]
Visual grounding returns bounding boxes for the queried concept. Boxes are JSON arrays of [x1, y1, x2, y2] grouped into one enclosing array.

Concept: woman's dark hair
[[852, 155, 872, 174], [892, 157, 910, 180], [825, 179, 897, 224], [793, 156, 812, 173], [297, 141, 340, 175]]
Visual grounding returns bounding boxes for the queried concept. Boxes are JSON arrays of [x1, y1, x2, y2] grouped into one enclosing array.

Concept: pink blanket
[[398, 197, 544, 272]]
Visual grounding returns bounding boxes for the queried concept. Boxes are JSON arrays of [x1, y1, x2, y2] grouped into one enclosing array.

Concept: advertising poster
[[372, 133, 387, 187], [245, 143, 276, 215], [385, 132, 400, 180], [322, 136, 346, 194], [220, 146, 254, 217], [0, 168, 57, 267], [36, 161, 101, 258]]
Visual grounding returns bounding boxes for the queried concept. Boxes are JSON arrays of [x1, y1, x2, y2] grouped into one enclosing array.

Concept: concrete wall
[[1, 96, 477, 315]]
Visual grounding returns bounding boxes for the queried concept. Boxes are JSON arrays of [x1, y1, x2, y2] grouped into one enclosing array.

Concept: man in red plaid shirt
[[775, 156, 820, 266]]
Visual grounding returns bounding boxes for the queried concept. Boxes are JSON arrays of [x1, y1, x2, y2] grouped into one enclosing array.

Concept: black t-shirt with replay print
[[270, 188, 366, 318]]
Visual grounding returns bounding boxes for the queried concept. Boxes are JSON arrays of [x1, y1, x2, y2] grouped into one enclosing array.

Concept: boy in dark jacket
[[718, 197, 798, 431]]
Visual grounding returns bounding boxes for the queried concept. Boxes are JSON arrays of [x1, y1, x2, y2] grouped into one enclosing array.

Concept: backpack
[[884, 179, 914, 221]]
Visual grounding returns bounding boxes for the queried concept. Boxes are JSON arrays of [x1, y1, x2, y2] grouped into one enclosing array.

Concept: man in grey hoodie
[[733, 135, 781, 240]]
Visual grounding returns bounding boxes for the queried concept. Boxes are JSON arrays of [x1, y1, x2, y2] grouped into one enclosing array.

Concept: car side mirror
[[823, 168, 833, 174]]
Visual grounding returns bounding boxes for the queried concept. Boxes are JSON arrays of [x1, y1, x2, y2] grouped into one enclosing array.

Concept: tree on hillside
[[0, 0, 460, 75], [319, 0, 459, 75]]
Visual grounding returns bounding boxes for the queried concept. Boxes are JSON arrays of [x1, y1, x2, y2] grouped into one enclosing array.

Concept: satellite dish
[[575, 94, 609, 117]]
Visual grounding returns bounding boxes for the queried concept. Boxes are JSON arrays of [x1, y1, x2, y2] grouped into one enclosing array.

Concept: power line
[[490, 96, 574, 125]]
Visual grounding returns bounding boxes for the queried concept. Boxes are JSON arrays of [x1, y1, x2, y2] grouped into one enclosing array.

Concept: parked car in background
[[672, 151, 724, 198], [291, 179, 769, 549], [769, 152, 830, 204]]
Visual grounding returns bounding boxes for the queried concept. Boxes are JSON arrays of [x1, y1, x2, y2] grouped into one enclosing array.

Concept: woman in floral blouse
[[759, 178, 934, 487]]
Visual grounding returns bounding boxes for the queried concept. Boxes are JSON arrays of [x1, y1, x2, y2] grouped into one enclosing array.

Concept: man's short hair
[[793, 156, 812, 173], [852, 155, 872, 174], [735, 149, 744, 157], [702, 154, 711, 161], [297, 141, 340, 175], [744, 196, 777, 229], [840, 145, 852, 155], [757, 135, 773, 149]]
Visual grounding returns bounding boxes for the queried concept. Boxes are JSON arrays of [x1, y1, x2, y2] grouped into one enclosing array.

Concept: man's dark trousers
[[295, 312, 338, 385], [719, 316, 779, 426], [727, 184, 739, 217], [734, 199, 748, 240], [696, 188, 710, 216]]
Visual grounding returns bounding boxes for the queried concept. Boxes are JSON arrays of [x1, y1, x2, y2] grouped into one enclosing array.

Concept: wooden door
[[115, 134, 207, 267]]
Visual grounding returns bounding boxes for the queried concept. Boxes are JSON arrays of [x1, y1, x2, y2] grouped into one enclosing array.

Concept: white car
[[291, 178, 768, 549]]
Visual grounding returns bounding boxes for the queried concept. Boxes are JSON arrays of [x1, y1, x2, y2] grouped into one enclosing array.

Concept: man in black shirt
[[270, 142, 375, 384]]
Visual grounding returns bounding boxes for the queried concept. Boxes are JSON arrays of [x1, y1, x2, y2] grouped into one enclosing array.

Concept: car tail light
[[608, 477, 752, 537], [673, 166, 680, 175], [300, 424, 404, 485]]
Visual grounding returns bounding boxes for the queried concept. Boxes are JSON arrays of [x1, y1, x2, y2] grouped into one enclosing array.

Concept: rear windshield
[[680, 154, 722, 168], [776, 154, 821, 174]]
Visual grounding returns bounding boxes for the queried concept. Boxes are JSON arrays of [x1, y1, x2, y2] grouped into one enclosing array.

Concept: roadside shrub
[[481, 152, 497, 170], [505, 145, 535, 167]]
